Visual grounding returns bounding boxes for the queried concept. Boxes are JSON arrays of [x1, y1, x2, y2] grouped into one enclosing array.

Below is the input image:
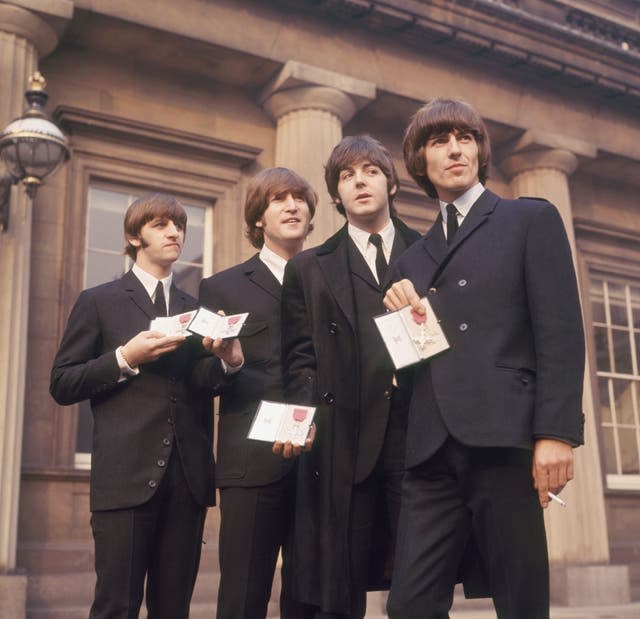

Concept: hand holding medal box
[[186, 307, 249, 339], [149, 311, 197, 337], [374, 296, 450, 369], [247, 400, 316, 446]]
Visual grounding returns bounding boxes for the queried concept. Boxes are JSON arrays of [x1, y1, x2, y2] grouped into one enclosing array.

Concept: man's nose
[[166, 221, 179, 236], [448, 136, 462, 155], [283, 193, 298, 210]]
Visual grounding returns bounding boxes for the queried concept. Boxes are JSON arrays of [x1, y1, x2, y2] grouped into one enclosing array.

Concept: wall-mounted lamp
[[0, 71, 70, 232]]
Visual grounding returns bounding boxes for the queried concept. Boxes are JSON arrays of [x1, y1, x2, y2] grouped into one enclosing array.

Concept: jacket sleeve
[[49, 290, 121, 406], [191, 276, 230, 394], [524, 202, 585, 445], [281, 259, 318, 406]]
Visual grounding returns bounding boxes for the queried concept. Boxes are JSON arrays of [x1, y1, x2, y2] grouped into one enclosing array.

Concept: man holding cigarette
[[384, 99, 585, 619]]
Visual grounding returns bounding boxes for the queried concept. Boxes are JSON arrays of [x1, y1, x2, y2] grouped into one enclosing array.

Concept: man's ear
[[127, 235, 141, 249], [389, 184, 398, 197], [255, 220, 263, 228]]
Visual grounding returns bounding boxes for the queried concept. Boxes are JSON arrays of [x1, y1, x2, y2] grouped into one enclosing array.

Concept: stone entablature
[[266, 0, 640, 101]]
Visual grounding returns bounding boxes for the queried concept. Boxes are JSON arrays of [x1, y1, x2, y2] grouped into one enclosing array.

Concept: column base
[[550, 564, 631, 606], [0, 571, 27, 619]]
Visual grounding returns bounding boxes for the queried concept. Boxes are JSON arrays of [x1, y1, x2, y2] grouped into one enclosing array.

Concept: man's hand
[[121, 331, 186, 367], [202, 336, 244, 368], [272, 423, 316, 458], [532, 438, 574, 508], [384, 278, 426, 319]]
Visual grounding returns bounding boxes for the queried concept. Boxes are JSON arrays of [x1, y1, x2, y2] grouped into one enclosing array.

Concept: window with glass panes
[[591, 276, 640, 490], [75, 185, 212, 468]]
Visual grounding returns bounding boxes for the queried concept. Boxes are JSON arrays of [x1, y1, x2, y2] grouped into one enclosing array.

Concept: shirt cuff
[[116, 346, 140, 382], [221, 358, 243, 375]]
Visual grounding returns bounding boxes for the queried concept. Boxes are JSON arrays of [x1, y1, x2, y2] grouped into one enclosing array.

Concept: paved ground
[[363, 591, 640, 618]]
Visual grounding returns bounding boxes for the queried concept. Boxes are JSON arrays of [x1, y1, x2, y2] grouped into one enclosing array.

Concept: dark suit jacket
[[50, 270, 220, 511], [281, 217, 420, 613], [199, 254, 294, 487], [393, 189, 585, 469]]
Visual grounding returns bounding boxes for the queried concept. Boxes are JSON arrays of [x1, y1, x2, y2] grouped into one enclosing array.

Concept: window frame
[[50, 106, 259, 470], [576, 215, 640, 494]]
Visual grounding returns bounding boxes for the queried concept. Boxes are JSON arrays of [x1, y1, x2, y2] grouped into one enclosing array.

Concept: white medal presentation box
[[374, 296, 449, 369], [248, 400, 316, 446]]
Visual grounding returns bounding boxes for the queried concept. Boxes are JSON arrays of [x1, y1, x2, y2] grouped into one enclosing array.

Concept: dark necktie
[[369, 233, 388, 284], [446, 203, 459, 245], [154, 281, 167, 317]]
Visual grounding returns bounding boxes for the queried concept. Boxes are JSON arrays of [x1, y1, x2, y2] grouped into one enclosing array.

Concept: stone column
[[502, 135, 630, 605], [0, 3, 69, 617], [261, 61, 376, 245]]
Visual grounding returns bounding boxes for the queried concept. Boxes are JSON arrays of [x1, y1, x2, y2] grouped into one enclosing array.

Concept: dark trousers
[[217, 469, 301, 619], [387, 437, 549, 619], [291, 393, 407, 619], [89, 450, 206, 619]]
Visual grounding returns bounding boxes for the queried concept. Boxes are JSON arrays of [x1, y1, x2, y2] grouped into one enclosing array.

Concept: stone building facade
[[0, 0, 639, 616]]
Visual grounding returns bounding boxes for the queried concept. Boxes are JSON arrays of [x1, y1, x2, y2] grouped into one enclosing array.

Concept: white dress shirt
[[439, 182, 485, 239], [348, 219, 395, 284]]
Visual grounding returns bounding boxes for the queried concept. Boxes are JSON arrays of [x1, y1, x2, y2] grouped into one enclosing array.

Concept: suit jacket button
[[162, 438, 171, 446], [313, 470, 320, 479], [428, 287, 437, 295], [459, 323, 468, 331], [328, 322, 338, 335], [383, 387, 393, 399], [458, 279, 467, 287], [323, 392, 335, 404], [170, 396, 177, 403], [157, 459, 166, 467], [148, 480, 157, 488], [167, 418, 174, 425]]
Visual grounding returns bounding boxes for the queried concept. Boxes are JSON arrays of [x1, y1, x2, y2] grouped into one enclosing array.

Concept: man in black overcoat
[[384, 98, 585, 619], [50, 194, 243, 619], [199, 167, 316, 619], [280, 135, 421, 618]]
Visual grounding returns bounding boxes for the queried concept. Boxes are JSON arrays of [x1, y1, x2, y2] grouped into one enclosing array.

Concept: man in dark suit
[[199, 167, 316, 619], [50, 193, 243, 619], [280, 136, 421, 618], [383, 98, 585, 619]]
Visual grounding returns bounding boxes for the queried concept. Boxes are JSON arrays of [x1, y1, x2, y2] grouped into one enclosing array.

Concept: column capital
[[260, 60, 376, 125], [501, 147, 579, 180], [0, 0, 72, 57], [499, 127, 596, 181]]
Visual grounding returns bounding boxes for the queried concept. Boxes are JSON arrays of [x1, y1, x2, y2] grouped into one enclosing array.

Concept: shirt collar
[[259, 244, 288, 285], [348, 218, 395, 255], [132, 263, 173, 301], [439, 182, 485, 221]]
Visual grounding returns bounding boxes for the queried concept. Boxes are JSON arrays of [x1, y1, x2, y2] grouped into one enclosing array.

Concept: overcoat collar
[[316, 224, 356, 330], [315, 216, 419, 328], [423, 188, 499, 284], [244, 253, 281, 301]]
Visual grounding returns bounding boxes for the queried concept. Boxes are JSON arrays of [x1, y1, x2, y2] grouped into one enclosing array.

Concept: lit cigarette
[[547, 491, 566, 507]]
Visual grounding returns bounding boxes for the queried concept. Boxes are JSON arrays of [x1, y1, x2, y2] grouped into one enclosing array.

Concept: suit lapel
[[422, 214, 448, 266], [383, 226, 411, 288], [121, 270, 156, 320], [348, 238, 379, 291], [245, 254, 281, 301], [427, 189, 499, 286], [317, 226, 356, 330], [448, 188, 498, 251], [169, 284, 188, 315]]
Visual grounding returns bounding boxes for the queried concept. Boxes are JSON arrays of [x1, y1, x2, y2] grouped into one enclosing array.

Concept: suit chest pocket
[[239, 320, 274, 366]]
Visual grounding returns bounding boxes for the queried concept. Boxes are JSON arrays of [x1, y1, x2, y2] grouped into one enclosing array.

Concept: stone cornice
[[54, 106, 262, 168], [271, 0, 640, 102]]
